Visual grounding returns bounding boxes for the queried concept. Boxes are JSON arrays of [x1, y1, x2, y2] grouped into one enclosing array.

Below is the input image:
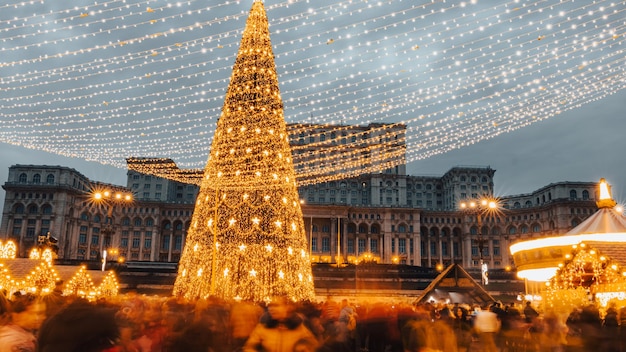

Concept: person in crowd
[[603, 301, 620, 352], [472, 305, 500, 352], [37, 299, 119, 352], [231, 300, 264, 351], [539, 310, 566, 352], [524, 301, 539, 324], [0, 292, 46, 352], [243, 296, 317, 352]]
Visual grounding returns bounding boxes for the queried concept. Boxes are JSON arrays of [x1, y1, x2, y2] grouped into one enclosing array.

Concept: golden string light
[[0, 240, 17, 259], [0, 0, 623, 181], [173, 0, 315, 302]]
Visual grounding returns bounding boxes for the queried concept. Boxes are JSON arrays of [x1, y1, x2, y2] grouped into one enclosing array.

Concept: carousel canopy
[[565, 207, 626, 236]]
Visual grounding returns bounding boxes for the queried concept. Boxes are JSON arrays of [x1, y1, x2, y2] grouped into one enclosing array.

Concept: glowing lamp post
[[91, 188, 133, 270], [459, 197, 500, 286]]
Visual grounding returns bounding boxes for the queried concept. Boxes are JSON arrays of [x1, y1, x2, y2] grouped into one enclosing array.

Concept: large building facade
[[1, 163, 598, 270]]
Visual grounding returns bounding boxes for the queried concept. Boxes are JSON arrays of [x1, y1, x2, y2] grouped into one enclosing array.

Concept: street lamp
[[459, 197, 500, 286], [91, 188, 133, 270]]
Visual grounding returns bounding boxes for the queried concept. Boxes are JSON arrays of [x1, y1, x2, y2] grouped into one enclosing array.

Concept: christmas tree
[[173, 0, 315, 302]]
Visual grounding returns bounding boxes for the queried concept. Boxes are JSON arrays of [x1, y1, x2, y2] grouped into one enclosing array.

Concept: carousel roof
[[565, 207, 626, 236]]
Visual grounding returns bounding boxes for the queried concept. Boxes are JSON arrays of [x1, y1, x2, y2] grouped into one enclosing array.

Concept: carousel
[[509, 179, 626, 311]]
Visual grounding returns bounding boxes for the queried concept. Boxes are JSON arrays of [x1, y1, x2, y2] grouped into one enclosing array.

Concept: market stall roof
[[415, 264, 494, 306], [0, 258, 107, 283]]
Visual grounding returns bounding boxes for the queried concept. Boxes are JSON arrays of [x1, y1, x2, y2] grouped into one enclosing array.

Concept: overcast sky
[[1, 0, 625, 212]]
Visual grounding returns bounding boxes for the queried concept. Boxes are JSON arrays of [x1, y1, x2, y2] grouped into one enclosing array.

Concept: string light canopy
[[0, 0, 623, 181], [173, 0, 315, 302]]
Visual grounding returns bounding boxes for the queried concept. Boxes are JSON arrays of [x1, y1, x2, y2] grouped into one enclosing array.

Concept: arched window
[[14, 204, 25, 214], [582, 190, 589, 200], [514, 202, 521, 208], [347, 223, 356, 233], [520, 225, 529, 234], [32, 174, 41, 183], [358, 224, 367, 233], [93, 215, 101, 223], [371, 225, 380, 234], [312, 224, 318, 232], [460, 176, 466, 182], [134, 218, 142, 227], [508, 227, 517, 235], [46, 174, 55, 184], [470, 226, 478, 235], [145, 218, 154, 226], [491, 227, 500, 235], [80, 212, 89, 221], [571, 219, 579, 227], [570, 190, 577, 199], [532, 224, 541, 232], [41, 204, 53, 214], [398, 225, 406, 233], [525, 200, 532, 207], [18, 173, 27, 183], [162, 221, 172, 230], [175, 221, 183, 230], [122, 217, 131, 226], [28, 204, 38, 214]]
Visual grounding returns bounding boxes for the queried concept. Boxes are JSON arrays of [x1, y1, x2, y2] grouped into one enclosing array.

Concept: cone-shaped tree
[[173, 0, 315, 302]]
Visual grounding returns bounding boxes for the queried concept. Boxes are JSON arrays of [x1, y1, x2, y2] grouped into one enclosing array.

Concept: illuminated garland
[[0, 0, 623, 178], [173, 0, 315, 302], [544, 243, 626, 311]]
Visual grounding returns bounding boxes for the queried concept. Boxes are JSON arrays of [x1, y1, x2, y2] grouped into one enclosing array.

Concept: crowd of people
[[0, 288, 625, 352]]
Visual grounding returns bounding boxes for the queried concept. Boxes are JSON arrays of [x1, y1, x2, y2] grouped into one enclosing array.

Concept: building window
[[347, 239, 354, 253], [430, 241, 437, 256], [398, 239, 406, 254], [18, 173, 27, 183], [132, 238, 140, 248], [91, 235, 99, 246], [144, 238, 152, 249], [391, 239, 395, 253], [162, 236, 170, 250], [79, 234, 87, 244], [322, 225, 330, 233], [311, 237, 317, 252], [371, 239, 378, 253], [121, 238, 129, 248], [33, 174, 41, 183], [174, 236, 182, 250], [358, 238, 366, 253], [442, 242, 448, 256], [322, 237, 330, 252]]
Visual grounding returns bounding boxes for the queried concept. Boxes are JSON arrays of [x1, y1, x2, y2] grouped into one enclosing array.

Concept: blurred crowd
[[1, 287, 625, 352]]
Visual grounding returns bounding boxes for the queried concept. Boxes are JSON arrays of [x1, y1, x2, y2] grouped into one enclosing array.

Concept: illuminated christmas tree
[[173, 0, 315, 302]]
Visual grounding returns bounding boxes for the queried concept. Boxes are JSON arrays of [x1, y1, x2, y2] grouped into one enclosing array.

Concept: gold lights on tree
[[0, 241, 17, 259], [173, 0, 315, 302], [97, 271, 120, 298], [63, 266, 96, 298]]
